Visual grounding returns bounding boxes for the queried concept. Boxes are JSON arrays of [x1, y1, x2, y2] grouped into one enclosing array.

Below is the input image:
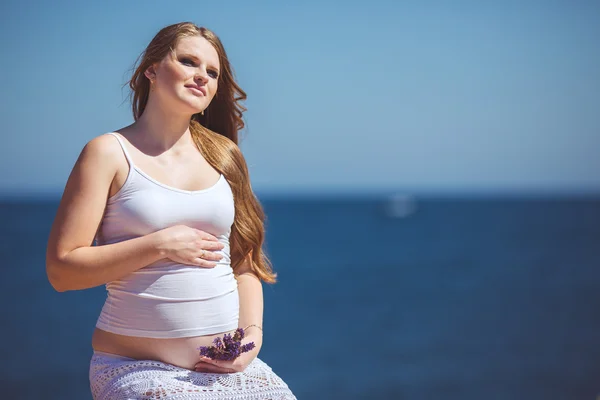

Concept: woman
[[45, 22, 297, 399]]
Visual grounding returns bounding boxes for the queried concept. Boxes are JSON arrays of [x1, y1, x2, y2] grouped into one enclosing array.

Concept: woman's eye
[[180, 57, 218, 79]]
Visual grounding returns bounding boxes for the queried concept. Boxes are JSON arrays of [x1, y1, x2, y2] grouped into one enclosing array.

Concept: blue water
[[1, 196, 599, 399]]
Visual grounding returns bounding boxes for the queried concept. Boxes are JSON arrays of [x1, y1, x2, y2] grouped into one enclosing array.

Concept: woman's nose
[[194, 70, 209, 84]]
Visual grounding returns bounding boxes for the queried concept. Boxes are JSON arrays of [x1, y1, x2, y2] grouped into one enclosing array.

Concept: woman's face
[[147, 35, 220, 115]]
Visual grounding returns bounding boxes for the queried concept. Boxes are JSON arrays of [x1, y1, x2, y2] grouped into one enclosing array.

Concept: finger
[[194, 363, 233, 374], [197, 231, 219, 242], [194, 258, 217, 268], [197, 252, 222, 263], [198, 357, 228, 369], [198, 249, 223, 261], [202, 241, 225, 251], [199, 357, 239, 372]]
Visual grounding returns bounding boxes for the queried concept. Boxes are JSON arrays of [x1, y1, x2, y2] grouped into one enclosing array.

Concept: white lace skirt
[[89, 351, 297, 400]]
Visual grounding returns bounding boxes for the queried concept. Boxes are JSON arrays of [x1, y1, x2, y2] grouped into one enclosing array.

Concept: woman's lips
[[186, 86, 206, 96]]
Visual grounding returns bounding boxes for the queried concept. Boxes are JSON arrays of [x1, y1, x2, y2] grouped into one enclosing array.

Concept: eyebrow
[[178, 53, 220, 73]]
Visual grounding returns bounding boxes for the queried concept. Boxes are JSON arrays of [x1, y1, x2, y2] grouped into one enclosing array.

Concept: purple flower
[[233, 328, 245, 341], [240, 342, 256, 353], [197, 328, 255, 361]]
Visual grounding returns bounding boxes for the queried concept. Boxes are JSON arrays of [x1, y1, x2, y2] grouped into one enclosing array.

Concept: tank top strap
[[107, 132, 135, 168]]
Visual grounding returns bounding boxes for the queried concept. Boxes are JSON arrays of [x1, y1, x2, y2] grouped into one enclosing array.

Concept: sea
[[1, 194, 599, 400]]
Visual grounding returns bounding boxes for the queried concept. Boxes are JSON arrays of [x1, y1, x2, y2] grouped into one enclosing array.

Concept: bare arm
[[48, 234, 167, 292], [235, 251, 264, 347], [45, 134, 167, 292]]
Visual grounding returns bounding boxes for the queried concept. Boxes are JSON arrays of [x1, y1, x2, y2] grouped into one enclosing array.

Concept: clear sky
[[1, 0, 599, 197]]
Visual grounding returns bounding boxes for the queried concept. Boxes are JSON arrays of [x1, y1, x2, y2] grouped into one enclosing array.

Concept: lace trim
[[89, 353, 296, 400]]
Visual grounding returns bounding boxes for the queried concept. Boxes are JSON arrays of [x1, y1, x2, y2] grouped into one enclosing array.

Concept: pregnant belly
[[93, 266, 240, 369], [92, 327, 238, 370]]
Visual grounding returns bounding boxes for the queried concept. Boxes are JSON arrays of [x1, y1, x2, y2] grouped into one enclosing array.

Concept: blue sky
[[1, 0, 599, 196]]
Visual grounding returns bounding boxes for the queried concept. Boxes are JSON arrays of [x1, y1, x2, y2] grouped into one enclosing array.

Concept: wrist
[[240, 325, 263, 343], [242, 324, 263, 335], [151, 230, 169, 258]]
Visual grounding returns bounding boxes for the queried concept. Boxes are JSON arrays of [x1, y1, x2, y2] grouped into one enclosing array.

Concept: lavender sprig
[[197, 328, 256, 361]]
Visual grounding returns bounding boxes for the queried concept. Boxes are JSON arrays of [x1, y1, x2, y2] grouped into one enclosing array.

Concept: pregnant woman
[[45, 22, 296, 399]]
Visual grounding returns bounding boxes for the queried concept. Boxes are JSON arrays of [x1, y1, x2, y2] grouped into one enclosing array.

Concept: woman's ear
[[144, 64, 157, 82]]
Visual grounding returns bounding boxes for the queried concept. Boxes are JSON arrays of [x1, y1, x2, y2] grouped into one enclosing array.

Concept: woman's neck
[[133, 98, 195, 152]]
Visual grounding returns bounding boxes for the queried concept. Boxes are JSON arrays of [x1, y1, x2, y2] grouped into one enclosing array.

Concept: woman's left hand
[[193, 333, 262, 374]]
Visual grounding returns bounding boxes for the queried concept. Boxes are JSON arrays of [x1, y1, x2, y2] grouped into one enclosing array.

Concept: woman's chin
[[168, 96, 204, 116]]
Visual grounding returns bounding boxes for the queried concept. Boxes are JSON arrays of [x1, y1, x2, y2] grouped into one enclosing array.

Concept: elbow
[[46, 265, 66, 292], [45, 257, 70, 292]]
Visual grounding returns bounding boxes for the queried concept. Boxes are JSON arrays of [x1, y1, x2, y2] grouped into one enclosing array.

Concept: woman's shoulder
[[85, 131, 127, 157], [75, 131, 128, 174]]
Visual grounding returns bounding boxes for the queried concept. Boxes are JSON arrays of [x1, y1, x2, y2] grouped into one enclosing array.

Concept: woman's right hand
[[156, 225, 225, 268]]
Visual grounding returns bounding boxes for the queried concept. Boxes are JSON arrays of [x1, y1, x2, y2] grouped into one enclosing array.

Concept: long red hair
[[127, 22, 276, 283]]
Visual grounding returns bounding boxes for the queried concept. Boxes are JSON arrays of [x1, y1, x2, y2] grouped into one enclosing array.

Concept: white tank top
[[94, 132, 239, 338]]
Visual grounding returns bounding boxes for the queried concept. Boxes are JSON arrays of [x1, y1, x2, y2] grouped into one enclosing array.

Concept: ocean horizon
[[1, 194, 599, 399]]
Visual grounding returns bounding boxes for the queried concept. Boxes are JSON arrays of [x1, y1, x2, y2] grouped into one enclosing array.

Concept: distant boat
[[384, 193, 417, 218]]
